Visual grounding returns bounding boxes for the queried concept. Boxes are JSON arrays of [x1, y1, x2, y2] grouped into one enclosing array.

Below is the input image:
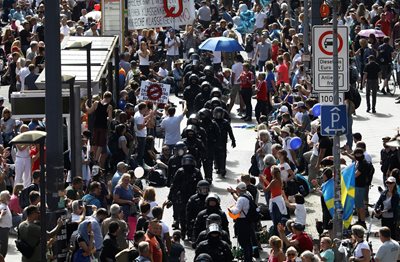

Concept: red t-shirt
[[256, 80, 268, 101], [291, 232, 313, 253], [376, 19, 391, 37], [29, 146, 46, 172], [276, 63, 289, 85], [145, 234, 162, 262], [272, 45, 279, 63], [239, 71, 254, 89]]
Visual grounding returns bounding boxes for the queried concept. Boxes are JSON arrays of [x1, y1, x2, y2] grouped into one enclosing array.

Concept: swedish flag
[[341, 163, 356, 229], [321, 178, 334, 217]]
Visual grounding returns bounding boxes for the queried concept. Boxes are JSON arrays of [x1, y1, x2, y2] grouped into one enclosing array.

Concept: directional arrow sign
[[321, 104, 348, 136]]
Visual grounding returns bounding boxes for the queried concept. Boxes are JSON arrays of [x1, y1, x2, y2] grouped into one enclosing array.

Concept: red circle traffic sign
[[147, 84, 163, 100], [318, 30, 343, 56]]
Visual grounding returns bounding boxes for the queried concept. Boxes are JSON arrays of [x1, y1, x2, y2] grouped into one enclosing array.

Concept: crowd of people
[[0, 0, 399, 261]]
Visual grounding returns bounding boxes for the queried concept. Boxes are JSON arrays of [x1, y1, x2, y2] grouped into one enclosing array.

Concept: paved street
[[1, 84, 399, 261]]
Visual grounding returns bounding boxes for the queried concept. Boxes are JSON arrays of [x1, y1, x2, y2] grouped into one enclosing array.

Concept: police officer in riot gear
[[168, 154, 203, 238], [194, 213, 231, 248], [186, 180, 210, 241], [213, 107, 236, 177], [183, 74, 201, 116], [167, 141, 187, 187], [200, 65, 223, 89], [197, 108, 220, 183], [193, 193, 229, 241], [194, 82, 212, 111], [195, 224, 233, 262], [182, 125, 206, 169], [181, 114, 208, 143]]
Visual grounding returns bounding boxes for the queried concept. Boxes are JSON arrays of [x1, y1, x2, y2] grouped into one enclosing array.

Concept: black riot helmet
[[197, 180, 210, 195], [205, 193, 220, 206], [210, 97, 222, 108], [203, 65, 213, 77], [212, 107, 224, 120], [188, 48, 196, 58], [189, 74, 199, 84], [191, 53, 200, 62], [187, 114, 200, 126], [210, 87, 222, 98], [185, 124, 197, 138], [181, 154, 196, 167], [201, 81, 211, 92], [174, 141, 187, 156], [195, 253, 213, 262], [197, 108, 212, 120], [206, 213, 222, 227]]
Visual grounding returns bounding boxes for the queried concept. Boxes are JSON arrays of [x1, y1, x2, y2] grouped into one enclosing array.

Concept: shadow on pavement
[[371, 112, 393, 118], [353, 115, 370, 121]]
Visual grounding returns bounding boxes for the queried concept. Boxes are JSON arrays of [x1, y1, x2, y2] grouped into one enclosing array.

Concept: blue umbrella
[[199, 37, 244, 52]]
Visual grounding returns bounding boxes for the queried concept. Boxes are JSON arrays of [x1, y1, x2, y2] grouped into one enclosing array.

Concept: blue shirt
[[113, 185, 134, 217], [111, 172, 122, 192], [88, 216, 103, 251]]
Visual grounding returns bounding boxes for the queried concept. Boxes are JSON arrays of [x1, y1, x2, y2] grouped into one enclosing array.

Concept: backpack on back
[[241, 194, 260, 222]]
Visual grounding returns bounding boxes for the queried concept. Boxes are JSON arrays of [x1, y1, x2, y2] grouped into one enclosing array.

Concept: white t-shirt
[[354, 240, 370, 259], [311, 133, 319, 156], [282, 137, 295, 164], [213, 51, 221, 64], [0, 203, 13, 228], [278, 162, 292, 182], [160, 114, 184, 145], [231, 62, 243, 84], [165, 36, 180, 56], [294, 204, 306, 225], [60, 25, 70, 36], [375, 240, 400, 262], [138, 50, 150, 66], [19, 66, 30, 91], [255, 12, 267, 29], [294, 112, 303, 124], [158, 67, 169, 78], [134, 111, 146, 137]]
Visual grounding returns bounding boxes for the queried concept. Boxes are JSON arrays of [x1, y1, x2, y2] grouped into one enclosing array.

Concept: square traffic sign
[[320, 105, 348, 136], [312, 26, 349, 92]]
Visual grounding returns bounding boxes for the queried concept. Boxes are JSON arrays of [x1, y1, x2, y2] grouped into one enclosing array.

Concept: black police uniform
[[213, 107, 236, 176], [198, 109, 221, 182], [168, 156, 203, 237], [182, 127, 206, 169], [193, 207, 229, 241], [194, 85, 211, 111], [195, 237, 233, 262], [186, 193, 208, 241], [195, 229, 231, 248]]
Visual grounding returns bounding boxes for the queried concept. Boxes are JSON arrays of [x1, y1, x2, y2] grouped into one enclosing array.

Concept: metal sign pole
[[332, 0, 343, 240], [303, 0, 310, 71]]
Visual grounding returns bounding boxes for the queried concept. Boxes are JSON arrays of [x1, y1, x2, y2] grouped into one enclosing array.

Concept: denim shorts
[[355, 187, 366, 208]]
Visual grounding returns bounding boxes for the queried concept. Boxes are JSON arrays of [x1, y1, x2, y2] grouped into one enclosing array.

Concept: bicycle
[[389, 62, 398, 96]]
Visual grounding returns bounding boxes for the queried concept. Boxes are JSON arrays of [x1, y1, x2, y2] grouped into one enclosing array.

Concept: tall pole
[[45, 0, 68, 260], [44, 0, 63, 212], [332, 0, 343, 240], [86, 46, 93, 132]]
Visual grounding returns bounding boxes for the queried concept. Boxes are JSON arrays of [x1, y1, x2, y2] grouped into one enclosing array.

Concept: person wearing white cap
[[227, 182, 255, 262], [374, 176, 399, 234]]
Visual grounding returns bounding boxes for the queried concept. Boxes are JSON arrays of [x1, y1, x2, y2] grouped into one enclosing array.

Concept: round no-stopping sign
[[318, 30, 344, 56], [147, 84, 163, 100]]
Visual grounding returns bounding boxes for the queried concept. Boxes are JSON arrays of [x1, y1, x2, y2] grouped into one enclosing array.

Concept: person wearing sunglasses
[[284, 246, 298, 262], [374, 176, 399, 238]]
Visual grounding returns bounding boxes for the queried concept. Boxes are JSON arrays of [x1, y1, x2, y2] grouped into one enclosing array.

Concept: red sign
[[318, 31, 343, 56], [147, 84, 163, 101]]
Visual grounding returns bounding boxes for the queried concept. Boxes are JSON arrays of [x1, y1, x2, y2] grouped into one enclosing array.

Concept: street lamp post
[[62, 75, 81, 180], [65, 41, 93, 130], [11, 131, 46, 262]]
